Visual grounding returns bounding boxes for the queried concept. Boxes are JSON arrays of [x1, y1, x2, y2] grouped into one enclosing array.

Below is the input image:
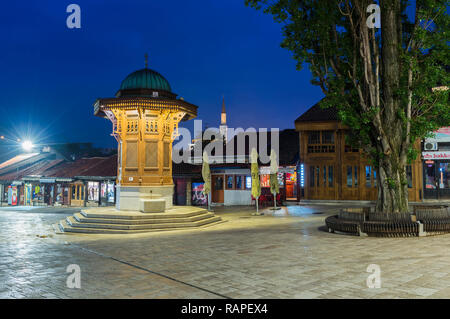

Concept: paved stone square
[[1, 204, 450, 299]]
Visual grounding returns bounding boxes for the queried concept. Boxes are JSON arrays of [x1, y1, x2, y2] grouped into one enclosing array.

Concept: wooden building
[[295, 102, 423, 202], [94, 60, 198, 211], [0, 151, 117, 207]]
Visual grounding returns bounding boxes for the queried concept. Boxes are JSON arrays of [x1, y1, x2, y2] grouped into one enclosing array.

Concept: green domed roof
[[119, 68, 172, 92]]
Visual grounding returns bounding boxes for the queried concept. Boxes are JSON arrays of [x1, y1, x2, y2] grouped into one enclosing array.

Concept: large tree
[[246, 0, 449, 213]]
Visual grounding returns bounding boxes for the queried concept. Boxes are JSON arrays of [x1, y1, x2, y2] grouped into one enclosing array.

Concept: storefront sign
[[40, 178, 56, 183], [259, 166, 296, 174], [422, 151, 450, 160], [425, 127, 450, 143]]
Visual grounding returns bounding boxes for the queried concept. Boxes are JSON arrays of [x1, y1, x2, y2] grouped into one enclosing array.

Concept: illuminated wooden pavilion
[[94, 57, 198, 210]]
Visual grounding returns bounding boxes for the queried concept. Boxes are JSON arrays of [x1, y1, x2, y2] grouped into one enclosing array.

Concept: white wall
[[224, 190, 252, 206]]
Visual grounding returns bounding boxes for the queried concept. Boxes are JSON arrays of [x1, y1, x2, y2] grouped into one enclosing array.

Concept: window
[[260, 174, 270, 188], [72, 186, 76, 200], [88, 182, 99, 201], [328, 166, 334, 187], [322, 131, 334, 144], [278, 172, 285, 187], [308, 131, 335, 153], [308, 131, 320, 144], [245, 176, 252, 189], [347, 166, 353, 187], [354, 166, 358, 187], [323, 166, 327, 187], [214, 176, 223, 190], [345, 145, 359, 153], [226, 175, 234, 190], [373, 170, 377, 187], [406, 165, 413, 188], [365, 166, 372, 187], [236, 176, 243, 190], [107, 183, 115, 203], [309, 166, 315, 187], [316, 166, 320, 187], [101, 183, 106, 198]]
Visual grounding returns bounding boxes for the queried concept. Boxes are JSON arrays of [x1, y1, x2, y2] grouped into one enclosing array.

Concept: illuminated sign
[[300, 164, 305, 187], [422, 151, 450, 160], [246, 176, 252, 189]]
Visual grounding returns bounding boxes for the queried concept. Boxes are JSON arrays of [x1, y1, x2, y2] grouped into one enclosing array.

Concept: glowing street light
[[22, 140, 34, 152]]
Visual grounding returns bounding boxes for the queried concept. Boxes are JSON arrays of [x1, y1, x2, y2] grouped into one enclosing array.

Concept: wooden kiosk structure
[[94, 60, 198, 211], [56, 58, 221, 233]]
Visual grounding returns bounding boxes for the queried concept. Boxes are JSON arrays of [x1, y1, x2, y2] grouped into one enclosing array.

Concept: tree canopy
[[246, 0, 449, 212]]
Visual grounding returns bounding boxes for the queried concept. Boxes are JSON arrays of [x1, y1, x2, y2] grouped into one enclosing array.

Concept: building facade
[[174, 127, 300, 207], [0, 151, 117, 207], [295, 102, 423, 202], [422, 126, 450, 200]]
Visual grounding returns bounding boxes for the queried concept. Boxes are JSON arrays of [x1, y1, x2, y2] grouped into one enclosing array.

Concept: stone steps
[[79, 207, 207, 219], [56, 206, 223, 234], [59, 217, 223, 234], [73, 211, 215, 225]]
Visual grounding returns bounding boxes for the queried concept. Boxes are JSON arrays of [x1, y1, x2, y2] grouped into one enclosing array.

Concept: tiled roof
[[0, 153, 41, 170], [0, 153, 118, 182], [44, 155, 117, 178], [295, 100, 338, 123], [0, 159, 63, 181]]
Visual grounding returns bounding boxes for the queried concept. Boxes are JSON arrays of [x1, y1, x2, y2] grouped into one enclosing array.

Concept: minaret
[[219, 96, 228, 142]]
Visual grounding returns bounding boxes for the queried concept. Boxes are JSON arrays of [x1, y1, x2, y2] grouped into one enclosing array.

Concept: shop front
[[70, 179, 116, 207], [7, 185, 19, 206], [210, 168, 252, 206], [423, 127, 450, 200], [259, 166, 299, 202], [54, 182, 71, 206], [0, 184, 4, 205], [423, 154, 450, 200], [100, 181, 116, 206], [70, 181, 86, 207]]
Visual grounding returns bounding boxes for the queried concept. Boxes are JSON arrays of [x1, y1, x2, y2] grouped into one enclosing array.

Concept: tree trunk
[[374, 0, 409, 214], [375, 153, 409, 213]]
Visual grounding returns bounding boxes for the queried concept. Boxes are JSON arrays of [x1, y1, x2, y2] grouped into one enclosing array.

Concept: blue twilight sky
[[0, 0, 325, 149]]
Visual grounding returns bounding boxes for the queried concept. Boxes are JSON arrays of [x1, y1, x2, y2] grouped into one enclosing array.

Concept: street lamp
[[22, 140, 34, 152]]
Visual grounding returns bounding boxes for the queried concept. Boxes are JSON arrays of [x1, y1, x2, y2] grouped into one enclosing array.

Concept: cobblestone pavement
[[2, 205, 450, 299]]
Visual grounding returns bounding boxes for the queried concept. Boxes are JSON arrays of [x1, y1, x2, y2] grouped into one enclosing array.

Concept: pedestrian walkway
[[2, 205, 450, 298]]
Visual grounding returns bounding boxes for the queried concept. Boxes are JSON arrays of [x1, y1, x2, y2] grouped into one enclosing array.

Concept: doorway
[[211, 175, 224, 203], [424, 161, 450, 200], [71, 183, 85, 206]]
